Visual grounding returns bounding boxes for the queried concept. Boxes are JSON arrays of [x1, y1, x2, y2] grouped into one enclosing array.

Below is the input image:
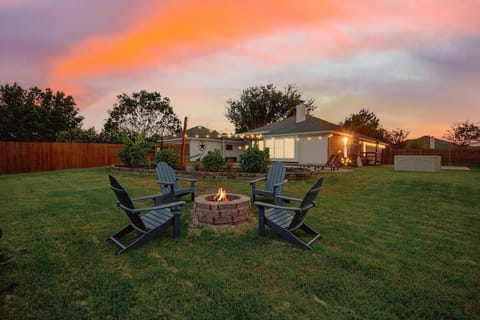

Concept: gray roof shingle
[[245, 115, 347, 135]]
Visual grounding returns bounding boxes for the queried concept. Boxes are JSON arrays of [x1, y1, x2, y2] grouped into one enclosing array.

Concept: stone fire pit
[[194, 193, 251, 225]]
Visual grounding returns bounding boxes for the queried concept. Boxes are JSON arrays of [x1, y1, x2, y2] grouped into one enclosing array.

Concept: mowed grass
[[0, 166, 479, 319]]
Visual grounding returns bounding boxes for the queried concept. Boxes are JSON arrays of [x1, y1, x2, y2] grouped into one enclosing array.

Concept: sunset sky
[[1, 0, 479, 138]]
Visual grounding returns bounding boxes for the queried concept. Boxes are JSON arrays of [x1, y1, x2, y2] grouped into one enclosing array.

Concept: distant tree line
[[1, 82, 478, 147], [0, 83, 83, 141], [0, 84, 181, 144]]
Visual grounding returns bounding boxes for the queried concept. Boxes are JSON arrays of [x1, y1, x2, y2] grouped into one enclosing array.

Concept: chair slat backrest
[[326, 154, 336, 166], [265, 162, 286, 193], [289, 176, 324, 229], [108, 175, 146, 230], [155, 162, 179, 195]]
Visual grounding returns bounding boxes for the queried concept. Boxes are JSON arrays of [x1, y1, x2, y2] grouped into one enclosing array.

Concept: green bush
[[118, 132, 153, 168], [240, 145, 270, 173], [154, 148, 180, 169], [201, 149, 225, 172]]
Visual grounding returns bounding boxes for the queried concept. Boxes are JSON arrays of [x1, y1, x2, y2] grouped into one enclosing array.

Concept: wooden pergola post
[[180, 117, 188, 169]]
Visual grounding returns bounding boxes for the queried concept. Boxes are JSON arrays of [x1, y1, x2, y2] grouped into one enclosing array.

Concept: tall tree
[[0, 83, 83, 141], [443, 120, 480, 146], [341, 108, 386, 141], [226, 84, 315, 133], [102, 90, 181, 142], [386, 128, 409, 147]]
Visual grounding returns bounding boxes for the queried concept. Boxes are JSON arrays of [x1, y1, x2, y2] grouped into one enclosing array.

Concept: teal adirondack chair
[[155, 162, 197, 202], [249, 162, 287, 203], [254, 176, 324, 250], [107, 175, 185, 254]]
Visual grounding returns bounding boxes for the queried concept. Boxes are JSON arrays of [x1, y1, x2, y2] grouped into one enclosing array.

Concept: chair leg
[[117, 232, 153, 254], [107, 224, 134, 241], [268, 222, 313, 250], [173, 214, 181, 238], [300, 223, 323, 238], [258, 207, 266, 236]]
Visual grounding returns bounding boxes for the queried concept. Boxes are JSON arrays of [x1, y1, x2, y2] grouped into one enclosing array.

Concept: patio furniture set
[[108, 161, 324, 254]]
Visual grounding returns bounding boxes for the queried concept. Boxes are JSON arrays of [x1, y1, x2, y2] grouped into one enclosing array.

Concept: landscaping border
[[110, 165, 316, 180]]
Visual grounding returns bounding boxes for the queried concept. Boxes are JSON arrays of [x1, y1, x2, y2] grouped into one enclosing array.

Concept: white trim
[[259, 130, 353, 138]]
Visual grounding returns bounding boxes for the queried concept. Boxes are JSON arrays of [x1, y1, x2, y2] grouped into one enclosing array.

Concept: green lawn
[[0, 166, 479, 319]]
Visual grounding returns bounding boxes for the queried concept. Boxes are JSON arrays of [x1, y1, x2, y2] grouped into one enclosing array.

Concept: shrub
[[201, 149, 225, 172], [239, 145, 270, 173], [118, 132, 153, 168], [154, 148, 180, 169], [192, 160, 202, 171]]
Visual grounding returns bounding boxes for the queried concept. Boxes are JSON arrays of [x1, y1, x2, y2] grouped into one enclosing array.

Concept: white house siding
[[261, 134, 329, 164], [297, 135, 329, 164], [189, 138, 245, 161]]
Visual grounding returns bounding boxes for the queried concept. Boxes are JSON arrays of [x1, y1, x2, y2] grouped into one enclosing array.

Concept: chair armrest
[[249, 176, 266, 185], [131, 194, 163, 202], [120, 201, 186, 214], [273, 179, 288, 188], [177, 177, 197, 182], [254, 201, 313, 212], [156, 180, 175, 186], [276, 195, 302, 203]]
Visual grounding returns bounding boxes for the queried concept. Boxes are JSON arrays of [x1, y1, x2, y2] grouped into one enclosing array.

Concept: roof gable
[[245, 115, 346, 135]]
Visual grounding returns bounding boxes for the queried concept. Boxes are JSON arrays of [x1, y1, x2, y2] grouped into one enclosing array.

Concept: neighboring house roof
[[163, 126, 243, 142], [245, 115, 348, 136], [404, 135, 458, 150]]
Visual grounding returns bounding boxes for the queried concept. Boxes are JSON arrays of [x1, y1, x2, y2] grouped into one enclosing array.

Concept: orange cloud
[[51, 0, 336, 80], [49, 0, 480, 102]]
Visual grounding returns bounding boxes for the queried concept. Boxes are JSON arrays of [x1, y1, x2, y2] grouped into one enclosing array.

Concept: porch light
[[343, 137, 348, 157]]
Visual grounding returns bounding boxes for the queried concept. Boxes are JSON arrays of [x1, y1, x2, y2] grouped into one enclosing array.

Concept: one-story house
[[243, 104, 389, 165], [161, 126, 247, 162]]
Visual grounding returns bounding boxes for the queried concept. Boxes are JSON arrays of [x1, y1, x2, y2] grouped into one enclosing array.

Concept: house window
[[225, 144, 233, 151], [265, 137, 295, 160], [257, 140, 264, 150]]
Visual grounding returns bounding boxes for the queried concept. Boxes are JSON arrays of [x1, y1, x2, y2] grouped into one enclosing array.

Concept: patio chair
[[155, 161, 197, 202], [322, 154, 340, 171], [254, 176, 324, 250], [108, 175, 185, 254], [249, 162, 287, 203]]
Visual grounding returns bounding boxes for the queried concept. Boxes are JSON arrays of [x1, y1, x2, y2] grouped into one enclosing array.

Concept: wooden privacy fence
[[383, 148, 480, 167], [0, 142, 123, 174]]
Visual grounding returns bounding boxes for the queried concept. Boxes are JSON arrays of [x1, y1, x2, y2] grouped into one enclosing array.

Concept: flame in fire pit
[[213, 187, 228, 202]]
